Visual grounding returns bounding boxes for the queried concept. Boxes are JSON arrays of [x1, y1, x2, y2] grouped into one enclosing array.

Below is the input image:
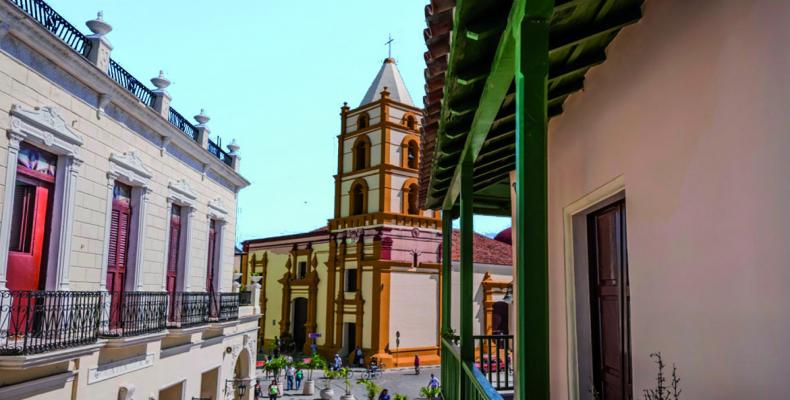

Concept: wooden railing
[[329, 212, 441, 231], [441, 338, 504, 400]]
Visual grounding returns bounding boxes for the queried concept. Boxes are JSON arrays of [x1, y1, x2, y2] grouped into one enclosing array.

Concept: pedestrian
[[428, 373, 440, 389], [333, 353, 342, 371], [254, 381, 262, 399], [310, 342, 318, 355], [355, 346, 364, 367], [378, 388, 391, 400], [414, 354, 421, 375], [285, 364, 295, 391], [268, 379, 279, 400], [295, 367, 303, 390]]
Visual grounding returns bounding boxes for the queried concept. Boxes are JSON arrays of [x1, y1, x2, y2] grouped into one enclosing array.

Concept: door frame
[[562, 176, 626, 399], [100, 152, 153, 293], [161, 179, 197, 292], [0, 104, 83, 291]]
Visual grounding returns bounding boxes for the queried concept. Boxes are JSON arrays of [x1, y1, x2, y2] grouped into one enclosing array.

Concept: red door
[[106, 182, 132, 329], [206, 220, 216, 293], [588, 200, 631, 400], [166, 204, 182, 292], [7, 144, 57, 334]]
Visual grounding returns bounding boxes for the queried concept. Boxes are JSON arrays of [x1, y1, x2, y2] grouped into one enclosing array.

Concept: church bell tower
[[330, 57, 439, 229]]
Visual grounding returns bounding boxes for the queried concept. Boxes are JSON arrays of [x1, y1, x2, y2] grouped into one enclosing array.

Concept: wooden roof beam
[[549, 7, 642, 55]]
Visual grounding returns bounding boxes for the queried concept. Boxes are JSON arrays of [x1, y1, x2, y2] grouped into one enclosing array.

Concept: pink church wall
[[546, 1, 790, 398]]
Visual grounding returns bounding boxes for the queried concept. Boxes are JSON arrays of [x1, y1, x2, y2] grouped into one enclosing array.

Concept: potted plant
[[393, 395, 408, 400], [264, 356, 287, 397], [320, 367, 337, 400], [338, 367, 355, 400], [419, 386, 441, 400], [357, 378, 382, 400], [251, 271, 263, 284], [303, 353, 326, 396]]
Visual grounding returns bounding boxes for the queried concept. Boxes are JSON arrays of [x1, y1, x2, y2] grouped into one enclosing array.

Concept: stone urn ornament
[[251, 275, 263, 284], [86, 11, 112, 36], [227, 139, 240, 155], [150, 70, 171, 90], [194, 108, 210, 126]]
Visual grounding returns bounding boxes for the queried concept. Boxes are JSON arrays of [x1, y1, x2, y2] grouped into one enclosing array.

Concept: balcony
[[0, 290, 102, 355], [101, 291, 168, 338], [0, 290, 248, 357]]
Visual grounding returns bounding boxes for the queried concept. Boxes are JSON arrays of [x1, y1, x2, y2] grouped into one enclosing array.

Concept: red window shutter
[[108, 209, 119, 267], [116, 210, 130, 268], [206, 223, 216, 291], [168, 218, 181, 273]]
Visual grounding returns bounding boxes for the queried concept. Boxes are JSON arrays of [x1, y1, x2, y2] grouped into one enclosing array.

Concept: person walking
[[414, 354, 421, 375], [428, 373, 440, 389], [354, 346, 364, 367], [333, 353, 342, 371], [285, 364, 295, 391], [378, 388, 391, 400], [295, 367, 303, 390], [268, 379, 279, 400], [254, 381, 262, 400]]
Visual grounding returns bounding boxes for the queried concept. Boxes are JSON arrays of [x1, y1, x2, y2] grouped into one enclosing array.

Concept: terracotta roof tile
[[450, 229, 512, 266]]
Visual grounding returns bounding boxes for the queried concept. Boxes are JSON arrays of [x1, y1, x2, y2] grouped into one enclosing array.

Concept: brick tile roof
[[450, 229, 512, 266]]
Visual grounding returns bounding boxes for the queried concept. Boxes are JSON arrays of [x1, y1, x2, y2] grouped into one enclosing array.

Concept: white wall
[[546, 2, 790, 398]]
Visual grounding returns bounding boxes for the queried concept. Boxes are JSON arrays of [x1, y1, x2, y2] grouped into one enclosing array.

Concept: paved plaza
[[256, 366, 440, 399]]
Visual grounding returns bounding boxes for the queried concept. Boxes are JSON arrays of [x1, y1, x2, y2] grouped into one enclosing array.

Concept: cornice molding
[[168, 178, 197, 206], [9, 104, 84, 157], [109, 151, 153, 186]]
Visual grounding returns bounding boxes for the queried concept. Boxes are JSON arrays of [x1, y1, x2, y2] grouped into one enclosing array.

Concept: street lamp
[[225, 378, 250, 398], [502, 286, 513, 303]]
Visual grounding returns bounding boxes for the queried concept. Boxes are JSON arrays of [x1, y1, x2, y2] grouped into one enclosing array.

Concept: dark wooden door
[[106, 183, 132, 328], [292, 297, 308, 352], [206, 220, 216, 292], [588, 200, 631, 400], [166, 205, 182, 322]]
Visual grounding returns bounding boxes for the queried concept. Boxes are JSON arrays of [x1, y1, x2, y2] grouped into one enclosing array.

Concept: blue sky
[[47, 0, 511, 242]]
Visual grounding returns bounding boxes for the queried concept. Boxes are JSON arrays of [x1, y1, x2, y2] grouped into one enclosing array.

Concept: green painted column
[[459, 157, 474, 398], [441, 209, 453, 335], [459, 157, 474, 363], [515, 0, 553, 398]]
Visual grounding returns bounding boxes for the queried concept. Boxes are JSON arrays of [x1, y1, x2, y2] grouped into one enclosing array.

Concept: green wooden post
[[441, 209, 453, 335], [459, 157, 474, 396], [515, 0, 552, 398]]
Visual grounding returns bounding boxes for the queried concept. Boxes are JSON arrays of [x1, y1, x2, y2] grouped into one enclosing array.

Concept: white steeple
[[360, 58, 413, 106]]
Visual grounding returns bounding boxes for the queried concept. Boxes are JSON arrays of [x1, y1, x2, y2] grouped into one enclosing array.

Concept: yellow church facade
[[242, 58, 445, 367]]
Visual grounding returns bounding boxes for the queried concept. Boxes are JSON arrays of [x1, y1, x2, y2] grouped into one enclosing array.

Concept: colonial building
[[0, 2, 258, 400], [242, 58, 513, 367], [421, 1, 790, 399]]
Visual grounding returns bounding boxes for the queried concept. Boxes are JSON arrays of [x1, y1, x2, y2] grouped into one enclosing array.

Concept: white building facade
[[0, 2, 258, 399]]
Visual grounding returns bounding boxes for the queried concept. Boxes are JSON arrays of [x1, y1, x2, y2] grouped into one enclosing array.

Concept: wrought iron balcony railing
[[238, 291, 253, 306], [168, 107, 198, 141], [9, 0, 92, 57], [474, 334, 514, 391], [168, 292, 210, 328], [108, 59, 155, 107], [0, 290, 102, 355], [212, 292, 239, 322], [101, 291, 168, 338], [207, 139, 233, 167]]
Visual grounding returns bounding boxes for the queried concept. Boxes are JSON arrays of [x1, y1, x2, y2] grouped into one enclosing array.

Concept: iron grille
[[215, 292, 239, 321], [101, 291, 168, 338], [9, 0, 92, 57], [107, 59, 155, 107], [207, 139, 233, 167], [168, 292, 210, 328], [473, 334, 514, 391], [238, 291, 253, 306], [168, 107, 198, 141], [0, 290, 102, 355]]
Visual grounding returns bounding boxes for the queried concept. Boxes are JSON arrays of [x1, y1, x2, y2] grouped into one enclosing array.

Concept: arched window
[[406, 183, 419, 215], [350, 181, 367, 216], [405, 115, 416, 130], [353, 136, 370, 171], [407, 141, 419, 169], [357, 113, 370, 130]]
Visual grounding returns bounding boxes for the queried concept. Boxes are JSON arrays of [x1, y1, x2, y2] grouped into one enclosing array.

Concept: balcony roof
[[419, 0, 643, 213]]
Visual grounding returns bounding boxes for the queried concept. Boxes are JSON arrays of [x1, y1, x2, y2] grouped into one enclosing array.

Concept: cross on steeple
[[385, 34, 394, 59]]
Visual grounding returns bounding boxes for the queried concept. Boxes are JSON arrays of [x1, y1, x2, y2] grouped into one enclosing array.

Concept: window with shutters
[[106, 182, 132, 295], [206, 219, 217, 292], [166, 204, 182, 294]]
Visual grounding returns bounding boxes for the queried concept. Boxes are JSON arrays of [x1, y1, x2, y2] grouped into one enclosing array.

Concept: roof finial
[[385, 34, 394, 60]]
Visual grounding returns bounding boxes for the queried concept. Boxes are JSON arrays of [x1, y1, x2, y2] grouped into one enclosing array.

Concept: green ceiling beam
[[440, 1, 523, 210]]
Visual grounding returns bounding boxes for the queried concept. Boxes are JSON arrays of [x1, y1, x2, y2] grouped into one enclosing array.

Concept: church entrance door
[[292, 297, 308, 352]]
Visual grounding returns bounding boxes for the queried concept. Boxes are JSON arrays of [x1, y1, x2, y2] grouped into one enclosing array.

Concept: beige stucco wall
[[389, 269, 440, 349], [0, 46, 239, 293], [546, 1, 790, 398]]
